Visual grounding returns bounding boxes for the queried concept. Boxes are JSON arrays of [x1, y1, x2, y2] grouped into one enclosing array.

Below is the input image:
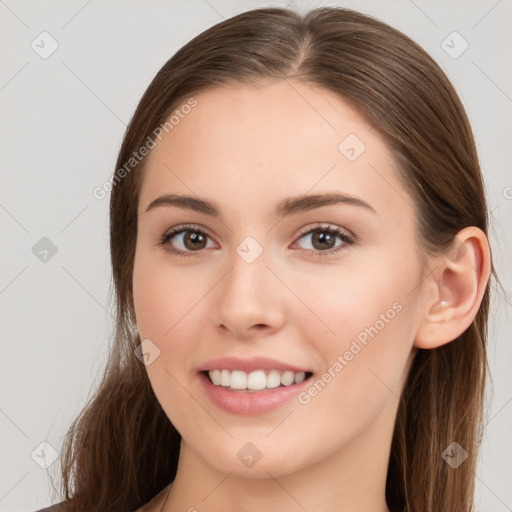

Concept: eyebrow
[[145, 192, 377, 218]]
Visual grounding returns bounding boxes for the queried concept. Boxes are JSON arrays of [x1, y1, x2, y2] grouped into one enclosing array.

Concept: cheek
[[132, 252, 214, 411], [132, 250, 206, 339], [289, 256, 419, 419], [290, 258, 414, 352], [290, 294, 414, 461]]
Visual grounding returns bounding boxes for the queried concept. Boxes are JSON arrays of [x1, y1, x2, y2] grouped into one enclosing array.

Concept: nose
[[211, 246, 286, 340]]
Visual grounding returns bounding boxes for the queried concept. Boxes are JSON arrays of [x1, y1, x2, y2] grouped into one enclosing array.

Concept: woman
[[39, 6, 494, 512]]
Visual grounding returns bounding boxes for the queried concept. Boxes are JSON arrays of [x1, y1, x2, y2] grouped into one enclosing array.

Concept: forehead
[[138, 80, 411, 221]]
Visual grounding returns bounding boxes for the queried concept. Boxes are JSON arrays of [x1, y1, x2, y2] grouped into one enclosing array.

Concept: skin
[[132, 79, 491, 512]]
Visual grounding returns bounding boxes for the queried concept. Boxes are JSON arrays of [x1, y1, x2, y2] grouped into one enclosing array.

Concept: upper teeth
[[208, 369, 306, 390]]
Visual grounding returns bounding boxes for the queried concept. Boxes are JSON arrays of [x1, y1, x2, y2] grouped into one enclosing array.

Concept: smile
[[199, 370, 313, 415], [206, 369, 312, 391]]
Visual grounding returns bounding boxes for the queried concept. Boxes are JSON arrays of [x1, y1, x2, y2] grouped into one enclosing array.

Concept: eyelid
[[160, 222, 354, 242], [159, 222, 356, 256], [159, 223, 216, 246], [161, 222, 213, 239], [293, 222, 355, 241]]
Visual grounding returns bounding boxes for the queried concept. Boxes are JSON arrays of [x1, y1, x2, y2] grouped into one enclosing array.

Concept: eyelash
[[158, 223, 355, 258]]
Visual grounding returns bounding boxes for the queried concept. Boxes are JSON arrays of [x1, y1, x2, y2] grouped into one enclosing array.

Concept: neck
[[163, 406, 395, 512]]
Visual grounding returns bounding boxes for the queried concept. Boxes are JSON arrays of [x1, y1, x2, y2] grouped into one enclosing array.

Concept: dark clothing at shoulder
[[35, 503, 65, 512]]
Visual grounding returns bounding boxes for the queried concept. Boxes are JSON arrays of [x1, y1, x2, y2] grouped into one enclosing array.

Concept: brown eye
[[294, 225, 354, 255], [160, 225, 215, 257], [311, 230, 337, 250], [181, 231, 208, 250]]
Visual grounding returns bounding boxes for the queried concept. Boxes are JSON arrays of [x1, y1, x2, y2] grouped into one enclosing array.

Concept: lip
[[196, 356, 311, 374], [198, 371, 312, 415]]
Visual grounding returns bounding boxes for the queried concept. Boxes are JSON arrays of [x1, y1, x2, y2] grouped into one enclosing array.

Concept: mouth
[[201, 369, 314, 393], [196, 355, 315, 414]]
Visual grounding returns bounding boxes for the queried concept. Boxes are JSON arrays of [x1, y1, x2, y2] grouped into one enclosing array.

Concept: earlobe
[[414, 227, 491, 350]]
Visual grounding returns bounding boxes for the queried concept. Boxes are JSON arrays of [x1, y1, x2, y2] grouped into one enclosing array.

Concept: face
[[132, 79, 426, 480]]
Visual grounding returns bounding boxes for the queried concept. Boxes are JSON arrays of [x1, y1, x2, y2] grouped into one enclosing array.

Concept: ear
[[414, 226, 491, 349]]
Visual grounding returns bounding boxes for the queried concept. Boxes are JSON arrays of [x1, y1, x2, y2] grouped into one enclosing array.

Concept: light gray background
[[1, 1, 511, 511]]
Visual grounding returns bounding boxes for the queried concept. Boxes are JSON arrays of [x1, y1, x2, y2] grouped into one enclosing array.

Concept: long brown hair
[[53, 7, 495, 511]]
